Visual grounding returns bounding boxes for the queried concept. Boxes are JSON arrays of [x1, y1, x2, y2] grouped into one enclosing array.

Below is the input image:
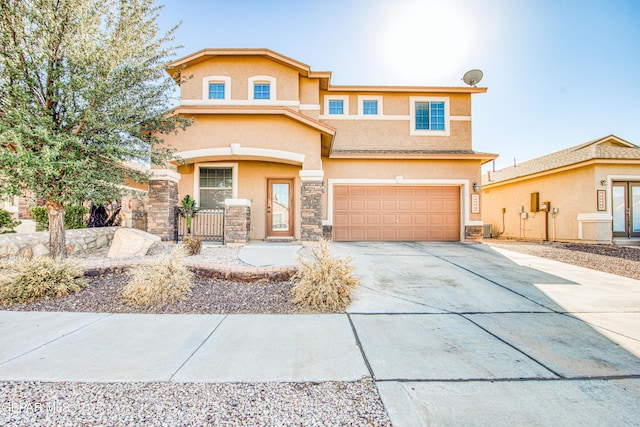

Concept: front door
[[612, 182, 640, 238], [267, 179, 294, 238]]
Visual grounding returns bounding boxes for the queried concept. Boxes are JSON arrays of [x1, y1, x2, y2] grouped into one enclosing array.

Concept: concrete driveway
[[334, 242, 640, 426]]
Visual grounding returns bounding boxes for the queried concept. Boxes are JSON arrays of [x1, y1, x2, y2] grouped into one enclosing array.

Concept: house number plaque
[[471, 194, 480, 213]]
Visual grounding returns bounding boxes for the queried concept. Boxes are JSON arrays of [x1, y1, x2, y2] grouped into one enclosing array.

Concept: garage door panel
[[333, 185, 460, 242]]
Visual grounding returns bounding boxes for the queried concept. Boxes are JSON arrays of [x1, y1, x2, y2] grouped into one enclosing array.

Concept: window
[[254, 83, 270, 100], [208, 83, 225, 100], [329, 100, 344, 114], [199, 167, 232, 209], [363, 100, 378, 115], [415, 101, 445, 131]]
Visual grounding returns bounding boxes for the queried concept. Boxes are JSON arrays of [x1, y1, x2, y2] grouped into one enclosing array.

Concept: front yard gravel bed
[[0, 380, 391, 426], [3, 274, 302, 314], [485, 241, 640, 280]]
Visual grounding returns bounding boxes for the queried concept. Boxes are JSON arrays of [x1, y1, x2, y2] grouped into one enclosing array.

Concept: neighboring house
[[481, 135, 640, 244], [148, 48, 497, 243]]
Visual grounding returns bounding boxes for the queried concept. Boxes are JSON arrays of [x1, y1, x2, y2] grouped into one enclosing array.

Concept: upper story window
[[329, 100, 344, 114], [253, 83, 271, 100], [202, 76, 231, 101], [410, 97, 450, 136], [208, 83, 225, 100], [415, 102, 444, 130], [363, 100, 378, 115], [248, 75, 276, 101]]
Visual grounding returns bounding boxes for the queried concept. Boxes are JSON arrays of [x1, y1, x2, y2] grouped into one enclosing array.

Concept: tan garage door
[[333, 185, 460, 241]]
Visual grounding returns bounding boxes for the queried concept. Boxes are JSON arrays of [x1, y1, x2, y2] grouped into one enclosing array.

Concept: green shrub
[[0, 208, 21, 234], [289, 239, 360, 312], [122, 245, 193, 307], [30, 205, 89, 231], [181, 235, 203, 256], [0, 257, 87, 304]]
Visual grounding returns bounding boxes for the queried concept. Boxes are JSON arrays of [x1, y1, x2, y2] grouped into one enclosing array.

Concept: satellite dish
[[462, 69, 484, 87]]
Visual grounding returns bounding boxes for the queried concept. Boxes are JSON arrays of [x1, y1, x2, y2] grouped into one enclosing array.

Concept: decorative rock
[[32, 243, 49, 257], [107, 228, 161, 258]]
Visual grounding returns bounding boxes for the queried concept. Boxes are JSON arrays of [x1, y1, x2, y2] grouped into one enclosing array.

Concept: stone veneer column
[[224, 199, 251, 245], [299, 170, 324, 242], [147, 169, 180, 241]]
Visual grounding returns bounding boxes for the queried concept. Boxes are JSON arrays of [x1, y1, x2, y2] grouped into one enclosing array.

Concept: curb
[[82, 259, 297, 281]]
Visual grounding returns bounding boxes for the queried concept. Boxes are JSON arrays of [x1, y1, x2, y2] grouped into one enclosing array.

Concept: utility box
[[531, 192, 540, 212], [539, 201, 551, 212]]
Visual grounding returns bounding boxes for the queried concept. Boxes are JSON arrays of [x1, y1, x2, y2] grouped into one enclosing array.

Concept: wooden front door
[[267, 179, 294, 238]]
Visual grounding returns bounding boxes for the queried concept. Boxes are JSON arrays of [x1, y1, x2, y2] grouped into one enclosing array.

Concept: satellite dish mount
[[462, 69, 484, 87]]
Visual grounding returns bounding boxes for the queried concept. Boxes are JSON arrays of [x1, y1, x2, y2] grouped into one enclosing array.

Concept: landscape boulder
[[107, 228, 160, 259]]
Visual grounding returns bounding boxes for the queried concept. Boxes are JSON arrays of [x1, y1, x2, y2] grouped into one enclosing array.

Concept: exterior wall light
[[322, 181, 326, 193], [473, 181, 480, 192], [600, 179, 608, 186]]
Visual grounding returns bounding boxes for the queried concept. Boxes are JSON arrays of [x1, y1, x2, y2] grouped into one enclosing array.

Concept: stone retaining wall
[[0, 227, 119, 258]]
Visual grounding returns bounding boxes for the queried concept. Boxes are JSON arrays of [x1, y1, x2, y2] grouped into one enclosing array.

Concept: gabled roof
[[483, 135, 640, 185]]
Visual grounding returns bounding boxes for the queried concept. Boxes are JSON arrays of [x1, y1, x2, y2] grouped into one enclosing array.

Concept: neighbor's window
[[208, 83, 225, 99], [199, 167, 232, 209], [329, 100, 344, 114], [253, 83, 270, 100], [363, 100, 378, 115], [415, 101, 445, 130]]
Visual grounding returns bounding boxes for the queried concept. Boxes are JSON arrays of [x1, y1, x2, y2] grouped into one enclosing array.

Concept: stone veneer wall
[[120, 190, 148, 231], [147, 178, 178, 241], [224, 200, 251, 244], [0, 227, 119, 258], [300, 180, 323, 241]]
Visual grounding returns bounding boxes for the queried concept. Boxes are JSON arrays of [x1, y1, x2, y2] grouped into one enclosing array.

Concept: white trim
[[194, 163, 239, 208], [409, 96, 451, 137], [180, 99, 300, 107], [325, 178, 473, 242], [224, 198, 251, 207], [357, 95, 384, 116], [300, 104, 321, 111], [174, 145, 305, 165], [149, 169, 181, 182], [319, 114, 409, 121], [450, 115, 471, 121], [299, 170, 324, 181], [202, 75, 231, 101], [323, 95, 349, 116], [248, 75, 277, 101]]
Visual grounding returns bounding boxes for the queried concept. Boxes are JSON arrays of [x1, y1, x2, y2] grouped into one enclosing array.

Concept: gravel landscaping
[[484, 240, 640, 280], [0, 380, 391, 426]]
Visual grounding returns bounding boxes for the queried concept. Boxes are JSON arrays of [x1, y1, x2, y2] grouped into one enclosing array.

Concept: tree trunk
[[46, 199, 67, 258]]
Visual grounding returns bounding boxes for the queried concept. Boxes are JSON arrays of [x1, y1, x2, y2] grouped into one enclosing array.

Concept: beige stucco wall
[[325, 120, 472, 151], [299, 77, 320, 106], [180, 57, 300, 101], [163, 115, 323, 170], [483, 163, 640, 243], [177, 161, 300, 241], [482, 166, 595, 242], [323, 158, 483, 223]]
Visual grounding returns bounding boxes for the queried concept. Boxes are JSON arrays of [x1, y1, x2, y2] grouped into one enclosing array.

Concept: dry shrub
[[290, 239, 360, 312], [0, 256, 87, 304], [181, 235, 203, 256], [122, 245, 193, 307]]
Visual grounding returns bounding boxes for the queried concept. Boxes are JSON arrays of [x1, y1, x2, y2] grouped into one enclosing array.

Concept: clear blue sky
[[155, 0, 640, 171]]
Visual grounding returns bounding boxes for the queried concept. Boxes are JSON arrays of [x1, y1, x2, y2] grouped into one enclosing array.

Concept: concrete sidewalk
[[1, 242, 640, 425]]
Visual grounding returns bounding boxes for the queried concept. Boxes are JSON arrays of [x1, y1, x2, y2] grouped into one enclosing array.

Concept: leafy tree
[[0, 0, 189, 257]]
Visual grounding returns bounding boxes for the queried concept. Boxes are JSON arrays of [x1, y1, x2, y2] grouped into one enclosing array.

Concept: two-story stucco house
[[147, 48, 497, 243]]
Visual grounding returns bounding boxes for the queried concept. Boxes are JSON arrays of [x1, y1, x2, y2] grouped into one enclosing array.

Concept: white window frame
[[323, 95, 350, 117], [194, 163, 238, 209], [248, 75, 277, 101], [409, 96, 450, 136], [357, 95, 383, 116], [201, 76, 231, 102]]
